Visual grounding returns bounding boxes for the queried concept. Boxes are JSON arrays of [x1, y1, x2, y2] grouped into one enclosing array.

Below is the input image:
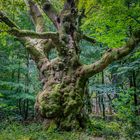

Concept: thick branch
[[0, 11, 46, 61], [41, 0, 58, 28], [0, 11, 19, 28], [8, 28, 59, 59], [9, 28, 58, 40], [25, 39, 47, 62], [77, 30, 140, 78], [24, 0, 45, 32]]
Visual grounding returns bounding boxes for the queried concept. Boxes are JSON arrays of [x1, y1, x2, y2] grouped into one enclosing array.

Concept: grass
[[0, 118, 140, 140], [0, 121, 96, 140]]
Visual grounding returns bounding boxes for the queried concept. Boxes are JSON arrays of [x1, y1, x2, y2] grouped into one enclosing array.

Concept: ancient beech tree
[[0, 0, 140, 130]]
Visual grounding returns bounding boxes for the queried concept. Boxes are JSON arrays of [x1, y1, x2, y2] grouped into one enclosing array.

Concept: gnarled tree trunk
[[32, 0, 89, 130], [35, 57, 88, 130]]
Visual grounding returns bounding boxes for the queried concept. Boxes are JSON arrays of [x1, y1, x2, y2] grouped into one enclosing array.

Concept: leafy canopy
[[79, 0, 140, 48]]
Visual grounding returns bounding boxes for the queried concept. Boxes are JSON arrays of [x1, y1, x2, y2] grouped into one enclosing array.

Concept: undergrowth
[[0, 118, 140, 140]]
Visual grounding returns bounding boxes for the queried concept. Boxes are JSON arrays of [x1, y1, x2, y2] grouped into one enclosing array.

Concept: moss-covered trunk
[[35, 56, 88, 130], [32, 0, 90, 130]]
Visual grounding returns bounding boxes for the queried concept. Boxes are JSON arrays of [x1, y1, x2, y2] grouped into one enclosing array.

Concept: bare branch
[[24, 0, 45, 32], [77, 30, 140, 78], [0, 11, 19, 28], [0, 11, 47, 61], [41, 0, 58, 28], [0, 11, 58, 41], [8, 28, 58, 40]]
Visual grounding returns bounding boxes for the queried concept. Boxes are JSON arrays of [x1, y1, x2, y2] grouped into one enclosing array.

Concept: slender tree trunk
[[23, 53, 30, 120], [107, 94, 113, 115], [84, 81, 92, 113], [132, 71, 138, 115], [23, 99, 29, 120], [16, 60, 22, 115], [98, 94, 102, 115], [101, 71, 106, 120], [95, 93, 99, 115]]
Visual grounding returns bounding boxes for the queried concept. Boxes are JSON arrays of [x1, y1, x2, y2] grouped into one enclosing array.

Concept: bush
[[112, 89, 140, 139], [87, 118, 120, 139]]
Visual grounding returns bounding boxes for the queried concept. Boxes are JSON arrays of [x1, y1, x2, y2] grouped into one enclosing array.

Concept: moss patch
[[40, 84, 62, 118]]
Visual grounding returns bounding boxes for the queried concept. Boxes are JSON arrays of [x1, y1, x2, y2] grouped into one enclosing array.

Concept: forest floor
[[0, 120, 106, 140], [0, 117, 139, 140], [0, 122, 105, 140]]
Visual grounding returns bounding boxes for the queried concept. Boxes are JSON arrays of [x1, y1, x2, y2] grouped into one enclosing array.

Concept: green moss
[[60, 114, 80, 130], [38, 82, 85, 130], [63, 89, 83, 116], [40, 84, 62, 118], [52, 84, 61, 91], [64, 98, 77, 115], [47, 120, 57, 133]]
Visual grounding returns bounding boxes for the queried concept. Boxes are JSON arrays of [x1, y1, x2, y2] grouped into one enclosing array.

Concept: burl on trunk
[[35, 57, 88, 130]]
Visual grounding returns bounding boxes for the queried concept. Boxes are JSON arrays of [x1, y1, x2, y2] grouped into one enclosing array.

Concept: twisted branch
[[77, 30, 140, 78]]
